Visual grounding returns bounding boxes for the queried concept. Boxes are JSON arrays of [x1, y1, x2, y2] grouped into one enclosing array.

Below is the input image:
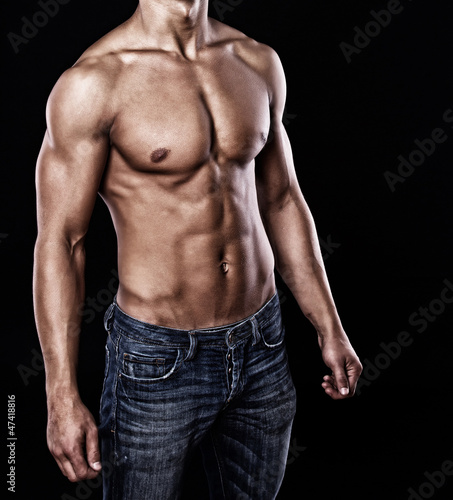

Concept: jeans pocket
[[260, 319, 286, 349], [120, 341, 183, 384]]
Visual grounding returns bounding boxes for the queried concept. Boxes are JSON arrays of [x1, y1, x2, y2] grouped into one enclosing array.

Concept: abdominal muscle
[[100, 158, 276, 330]]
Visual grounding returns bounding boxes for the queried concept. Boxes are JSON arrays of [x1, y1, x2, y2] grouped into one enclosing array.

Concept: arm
[[255, 49, 362, 399], [33, 64, 112, 481]]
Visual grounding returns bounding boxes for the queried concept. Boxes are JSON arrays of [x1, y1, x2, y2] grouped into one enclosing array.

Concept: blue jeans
[[99, 292, 297, 499]]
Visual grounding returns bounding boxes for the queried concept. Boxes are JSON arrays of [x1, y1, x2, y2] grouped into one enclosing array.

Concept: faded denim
[[99, 292, 297, 499]]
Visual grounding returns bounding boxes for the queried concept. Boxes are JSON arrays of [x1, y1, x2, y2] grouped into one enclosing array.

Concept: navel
[[221, 262, 229, 274], [151, 148, 170, 163]]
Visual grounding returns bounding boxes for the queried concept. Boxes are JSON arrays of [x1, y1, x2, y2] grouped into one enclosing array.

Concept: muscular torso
[[95, 21, 276, 328]]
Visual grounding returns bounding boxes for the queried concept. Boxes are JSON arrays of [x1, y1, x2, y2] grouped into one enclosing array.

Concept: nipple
[[151, 148, 170, 163], [221, 262, 229, 273]]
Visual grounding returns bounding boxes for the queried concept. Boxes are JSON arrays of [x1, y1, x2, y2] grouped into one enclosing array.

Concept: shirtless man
[[33, 1, 362, 498]]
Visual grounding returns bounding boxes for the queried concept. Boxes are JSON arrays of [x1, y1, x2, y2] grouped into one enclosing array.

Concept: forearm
[[33, 237, 86, 401], [262, 190, 344, 339]]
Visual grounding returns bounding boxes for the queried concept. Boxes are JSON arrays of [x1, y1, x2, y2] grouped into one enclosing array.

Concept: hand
[[47, 395, 102, 482], [319, 334, 362, 400]]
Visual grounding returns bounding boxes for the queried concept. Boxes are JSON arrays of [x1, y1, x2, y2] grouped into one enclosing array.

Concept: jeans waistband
[[103, 292, 281, 349]]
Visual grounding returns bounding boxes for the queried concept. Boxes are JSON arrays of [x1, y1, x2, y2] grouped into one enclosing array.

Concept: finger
[[321, 376, 337, 395], [321, 380, 339, 399], [50, 446, 78, 481], [59, 455, 80, 482], [322, 376, 335, 391], [321, 381, 334, 392], [323, 374, 347, 400], [53, 455, 69, 478], [86, 425, 102, 474], [346, 367, 362, 396], [321, 378, 334, 388], [332, 364, 350, 397], [65, 441, 92, 481]]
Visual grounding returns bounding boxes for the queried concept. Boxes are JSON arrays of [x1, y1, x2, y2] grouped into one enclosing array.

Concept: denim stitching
[[118, 349, 184, 386], [116, 325, 189, 348], [111, 329, 121, 500], [111, 329, 121, 433]]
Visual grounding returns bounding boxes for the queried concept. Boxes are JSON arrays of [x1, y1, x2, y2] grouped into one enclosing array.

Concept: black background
[[2, 1, 453, 499]]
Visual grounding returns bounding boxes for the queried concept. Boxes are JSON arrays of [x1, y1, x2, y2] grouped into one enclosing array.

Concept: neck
[[133, 0, 210, 58]]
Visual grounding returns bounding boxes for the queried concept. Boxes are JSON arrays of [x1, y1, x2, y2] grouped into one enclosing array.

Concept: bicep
[[36, 133, 108, 244], [255, 47, 303, 211], [36, 68, 111, 244], [255, 120, 302, 212]]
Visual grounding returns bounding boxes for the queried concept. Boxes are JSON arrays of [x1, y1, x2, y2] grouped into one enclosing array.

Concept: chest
[[109, 53, 271, 172]]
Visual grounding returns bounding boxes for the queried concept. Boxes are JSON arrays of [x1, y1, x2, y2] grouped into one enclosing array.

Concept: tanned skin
[[33, 0, 362, 483]]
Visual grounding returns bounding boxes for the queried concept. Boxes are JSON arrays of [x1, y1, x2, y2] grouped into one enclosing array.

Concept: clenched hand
[[319, 335, 363, 399], [47, 396, 102, 482]]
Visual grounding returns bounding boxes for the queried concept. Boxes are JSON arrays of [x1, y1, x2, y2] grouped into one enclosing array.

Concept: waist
[[114, 236, 276, 328], [104, 291, 281, 347]]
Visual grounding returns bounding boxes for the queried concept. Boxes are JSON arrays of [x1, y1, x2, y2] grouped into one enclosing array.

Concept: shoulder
[[55, 23, 127, 97], [209, 19, 286, 108], [49, 18, 136, 101], [46, 26, 127, 132], [235, 37, 286, 106], [46, 62, 115, 136], [210, 18, 282, 69]]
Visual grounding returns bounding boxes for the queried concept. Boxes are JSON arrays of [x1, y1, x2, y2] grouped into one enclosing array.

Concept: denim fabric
[[99, 292, 297, 499]]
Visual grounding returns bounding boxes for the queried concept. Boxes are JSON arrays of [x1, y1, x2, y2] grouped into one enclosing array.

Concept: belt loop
[[185, 331, 198, 361], [251, 316, 261, 346], [103, 302, 115, 333]]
